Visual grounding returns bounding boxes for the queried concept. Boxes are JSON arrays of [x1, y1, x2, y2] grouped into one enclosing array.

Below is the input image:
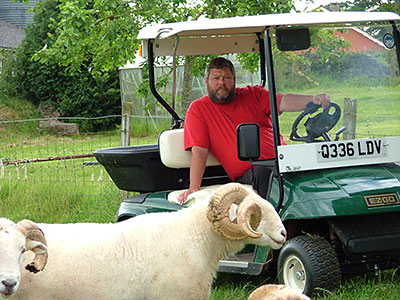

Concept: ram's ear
[[26, 239, 48, 254], [228, 203, 239, 222], [16, 219, 49, 273], [25, 239, 48, 273]]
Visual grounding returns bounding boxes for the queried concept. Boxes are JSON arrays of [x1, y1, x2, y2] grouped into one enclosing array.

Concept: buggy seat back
[[158, 128, 221, 168]]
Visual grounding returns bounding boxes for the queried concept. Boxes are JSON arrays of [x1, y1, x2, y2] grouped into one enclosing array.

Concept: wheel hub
[[283, 255, 306, 293], [296, 270, 305, 281]]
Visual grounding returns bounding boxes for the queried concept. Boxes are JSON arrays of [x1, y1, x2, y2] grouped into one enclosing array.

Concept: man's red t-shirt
[[184, 85, 286, 180]]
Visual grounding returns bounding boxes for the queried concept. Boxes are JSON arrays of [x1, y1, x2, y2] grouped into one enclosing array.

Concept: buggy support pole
[[257, 33, 266, 87], [264, 28, 284, 213], [390, 22, 400, 75], [147, 40, 184, 129]]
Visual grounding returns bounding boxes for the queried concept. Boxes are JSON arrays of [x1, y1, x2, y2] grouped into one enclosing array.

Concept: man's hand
[[177, 146, 208, 204], [177, 188, 199, 204], [312, 93, 331, 109]]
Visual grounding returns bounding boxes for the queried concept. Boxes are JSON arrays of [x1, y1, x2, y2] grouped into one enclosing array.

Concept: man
[[178, 57, 330, 204]]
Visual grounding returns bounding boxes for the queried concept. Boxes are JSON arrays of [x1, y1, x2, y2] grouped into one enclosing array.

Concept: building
[[333, 27, 386, 52], [0, 19, 25, 50], [318, 5, 386, 52], [0, 0, 37, 29], [0, 0, 37, 70], [0, 0, 38, 51]]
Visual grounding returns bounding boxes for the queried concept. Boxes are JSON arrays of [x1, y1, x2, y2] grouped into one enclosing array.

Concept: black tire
[[277, 235, 341, 297]]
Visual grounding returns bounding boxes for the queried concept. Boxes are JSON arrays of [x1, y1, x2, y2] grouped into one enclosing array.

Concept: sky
[[293, 0, 351, 12]]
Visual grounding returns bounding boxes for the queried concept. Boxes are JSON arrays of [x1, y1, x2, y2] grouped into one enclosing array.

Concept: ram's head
[[0, 219, 48, 298], [207, 183, 286, 249]]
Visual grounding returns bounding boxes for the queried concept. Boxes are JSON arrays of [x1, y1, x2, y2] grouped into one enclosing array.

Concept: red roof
[[334, 27, 385, 52]]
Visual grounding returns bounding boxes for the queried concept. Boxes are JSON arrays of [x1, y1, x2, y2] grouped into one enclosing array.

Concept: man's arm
[[279, 93, 331, 113], [177, 146, 208, 204]]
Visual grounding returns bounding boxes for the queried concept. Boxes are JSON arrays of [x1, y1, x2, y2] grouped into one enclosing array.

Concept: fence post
[[121, 102, 134, 146], [343, 98, 357, 140]]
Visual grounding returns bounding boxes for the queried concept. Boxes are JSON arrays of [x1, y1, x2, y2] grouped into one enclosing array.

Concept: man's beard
[[207, 86, 236, 104]]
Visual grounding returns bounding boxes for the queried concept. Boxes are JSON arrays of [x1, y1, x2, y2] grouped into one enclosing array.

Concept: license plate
[[316, 138, 387, 163]]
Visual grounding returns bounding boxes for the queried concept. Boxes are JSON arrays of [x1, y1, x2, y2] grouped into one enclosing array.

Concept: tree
[[342, 0, 399, 13], [33, 0, 295, 113], [34, 0, 294, 75]]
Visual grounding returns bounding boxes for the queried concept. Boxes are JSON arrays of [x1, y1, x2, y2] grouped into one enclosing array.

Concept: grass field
[[1, 87, 400, 299]]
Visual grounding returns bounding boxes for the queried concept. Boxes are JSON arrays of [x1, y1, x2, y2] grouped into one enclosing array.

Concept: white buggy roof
[[138, 11, 400, 56]]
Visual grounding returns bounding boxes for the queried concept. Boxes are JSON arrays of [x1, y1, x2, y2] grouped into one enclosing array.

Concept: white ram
[[0, 218, 48, 298], [13, 183, 286, 300]]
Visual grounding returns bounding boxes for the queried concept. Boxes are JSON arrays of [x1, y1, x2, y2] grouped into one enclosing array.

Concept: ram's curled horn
[[237, 197, 263, 238], [16, 219, 48, 273], [207, 183, 262, 240]]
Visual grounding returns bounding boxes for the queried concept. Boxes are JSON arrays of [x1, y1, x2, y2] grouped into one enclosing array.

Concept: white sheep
[[0, 218, 48, 298], [248, 284, 311, 300], [13, 183, 286, 300]]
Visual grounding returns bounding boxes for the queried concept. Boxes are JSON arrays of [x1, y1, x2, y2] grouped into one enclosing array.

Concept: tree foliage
[[33, 0, 295, 75], [33, 0, 140, 76], [342, 0, 400, 13]]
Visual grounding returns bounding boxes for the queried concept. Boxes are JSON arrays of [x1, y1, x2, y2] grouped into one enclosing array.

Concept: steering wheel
[[290, 102, 341, 143]]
